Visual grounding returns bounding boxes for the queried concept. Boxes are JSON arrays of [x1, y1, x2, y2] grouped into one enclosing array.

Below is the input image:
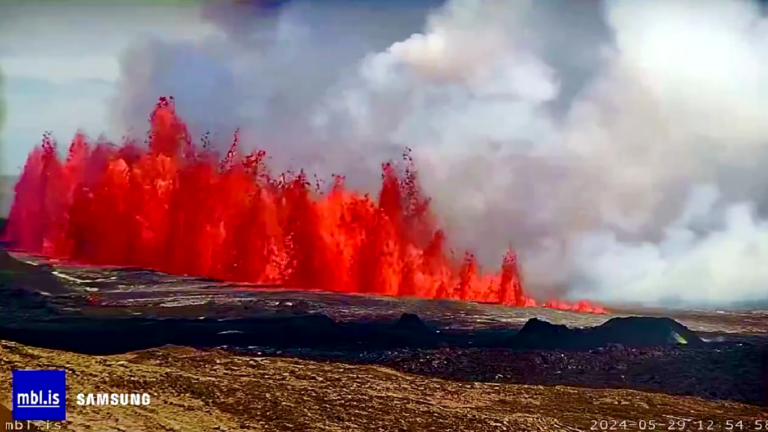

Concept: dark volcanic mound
[[392, 312, 433, 335], [509, 316, 704, 350]]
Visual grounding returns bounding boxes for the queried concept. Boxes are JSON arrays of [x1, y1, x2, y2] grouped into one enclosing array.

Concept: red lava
[[3, 97, 604, 314]]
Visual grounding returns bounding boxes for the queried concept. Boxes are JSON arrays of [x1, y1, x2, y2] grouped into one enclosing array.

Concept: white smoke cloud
[[319, 0, 768, 307], [559, 0, 768, 306], [571, 186, 768, 306], [111, 0, 768, 308]]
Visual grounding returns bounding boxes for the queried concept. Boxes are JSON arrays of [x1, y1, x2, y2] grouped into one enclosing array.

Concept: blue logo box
[[12, 370, 66, 421]]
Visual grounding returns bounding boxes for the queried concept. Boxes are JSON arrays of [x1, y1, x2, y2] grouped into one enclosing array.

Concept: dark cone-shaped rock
[[595, 317, 704, 347], [510, 318, 573, 349], [508, 316, 704, 350], [386, 313, 436, 347], [393, 313, 432, 335]]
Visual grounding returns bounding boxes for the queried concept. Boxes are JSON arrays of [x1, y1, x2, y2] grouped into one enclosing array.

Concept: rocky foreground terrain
[[1, 341, 767, 432], [1, 248, 767, 431]]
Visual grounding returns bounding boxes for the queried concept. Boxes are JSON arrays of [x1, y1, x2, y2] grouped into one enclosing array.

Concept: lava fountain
[[3, 97, 604, 313]]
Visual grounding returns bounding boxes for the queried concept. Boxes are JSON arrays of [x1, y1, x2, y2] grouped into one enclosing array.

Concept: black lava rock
[[393, 313, 432, 335], [595, 316, 704, 347], [508, 318, 572, 349], [508, 316, 704, 350]]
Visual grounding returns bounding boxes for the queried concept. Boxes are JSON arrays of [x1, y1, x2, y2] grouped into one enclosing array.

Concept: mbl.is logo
[[12, 370, 66, 421]]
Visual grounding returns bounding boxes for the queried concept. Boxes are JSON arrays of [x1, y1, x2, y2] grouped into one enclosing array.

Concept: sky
[[0, 2, 220, 173]]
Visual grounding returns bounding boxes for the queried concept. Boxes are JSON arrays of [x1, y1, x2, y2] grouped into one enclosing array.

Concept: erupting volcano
[[3, 97, 603, 313]]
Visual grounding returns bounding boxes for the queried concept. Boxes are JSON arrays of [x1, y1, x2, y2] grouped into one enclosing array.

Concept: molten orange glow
[[4, 97, 604, 314]]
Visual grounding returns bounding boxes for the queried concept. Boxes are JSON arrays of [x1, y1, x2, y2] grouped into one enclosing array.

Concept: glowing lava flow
[[3, 98, 604, 313]]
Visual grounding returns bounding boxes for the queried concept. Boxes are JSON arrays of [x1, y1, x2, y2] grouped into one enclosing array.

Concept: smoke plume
[[109, 0, 768, 308]]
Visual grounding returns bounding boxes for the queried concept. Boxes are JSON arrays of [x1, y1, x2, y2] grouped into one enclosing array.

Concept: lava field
[[0, 247, 766, 409]]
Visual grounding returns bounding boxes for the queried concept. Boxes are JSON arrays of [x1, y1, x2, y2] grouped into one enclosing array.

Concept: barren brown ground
[[1, 341, 766, 432], [2, 245, 768, 430]]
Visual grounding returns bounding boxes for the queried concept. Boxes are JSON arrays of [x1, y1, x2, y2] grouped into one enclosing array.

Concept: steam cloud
[[109, 0, 768, 308]]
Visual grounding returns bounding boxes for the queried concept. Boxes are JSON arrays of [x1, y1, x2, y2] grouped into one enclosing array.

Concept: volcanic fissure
[[3, 97, 602, 313]]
